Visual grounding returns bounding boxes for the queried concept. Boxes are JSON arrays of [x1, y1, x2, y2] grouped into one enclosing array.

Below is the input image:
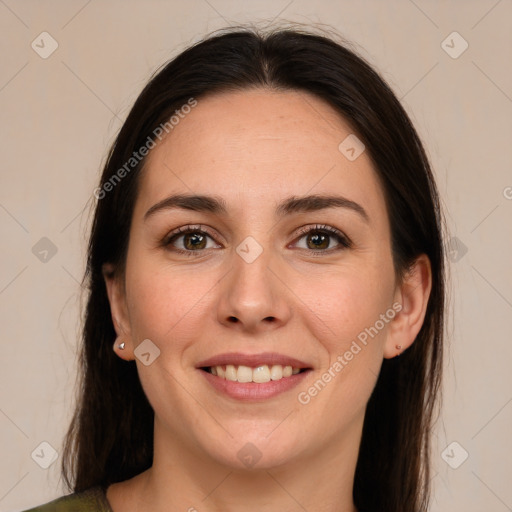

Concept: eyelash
[[294, 224, 352, 254], [162, 224, 352, 257]]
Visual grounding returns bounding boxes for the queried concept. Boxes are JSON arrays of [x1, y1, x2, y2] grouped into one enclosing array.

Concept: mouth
[[196, 353, 313, 401], [200, 364, 308, 383]]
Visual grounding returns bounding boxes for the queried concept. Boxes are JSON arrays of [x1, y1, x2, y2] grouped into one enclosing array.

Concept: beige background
[[1, 1, 511, 510]]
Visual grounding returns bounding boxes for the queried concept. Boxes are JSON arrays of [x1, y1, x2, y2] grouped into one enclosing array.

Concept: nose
[[216, 245, 292, 334]]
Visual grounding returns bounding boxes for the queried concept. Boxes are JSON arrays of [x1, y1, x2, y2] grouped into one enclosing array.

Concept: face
[[108, 89, 408, 470]]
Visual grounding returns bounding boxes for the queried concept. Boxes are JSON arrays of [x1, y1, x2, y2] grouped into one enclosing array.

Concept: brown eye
[[293, 225, 351, 253], [182, 232, 207, 250], [306, 232, 330, 250], [163, 226, 221, 255]]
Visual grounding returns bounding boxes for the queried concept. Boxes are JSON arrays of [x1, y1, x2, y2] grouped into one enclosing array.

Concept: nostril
[[228, 316, 238, 323]]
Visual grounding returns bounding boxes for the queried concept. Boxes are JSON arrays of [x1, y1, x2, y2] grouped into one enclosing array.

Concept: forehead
[[137, 89, 388, 229]]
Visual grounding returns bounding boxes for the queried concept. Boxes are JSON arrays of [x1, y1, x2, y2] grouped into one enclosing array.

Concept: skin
[[104, 89, 432, 512]]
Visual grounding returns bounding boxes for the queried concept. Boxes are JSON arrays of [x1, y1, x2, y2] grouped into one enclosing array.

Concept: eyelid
[[291, 224, 352, 252], [162, 223, 351, 255], [161, 224, 222, 251], [163, 224, 215, 241]]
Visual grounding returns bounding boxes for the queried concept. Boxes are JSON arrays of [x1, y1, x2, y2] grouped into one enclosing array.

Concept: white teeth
[[209, 364, 302, 383], [253, 365, 270, 383], [225, 364, 237, 381], [237, 365, 253, 383], [270, 365, 282, 380]]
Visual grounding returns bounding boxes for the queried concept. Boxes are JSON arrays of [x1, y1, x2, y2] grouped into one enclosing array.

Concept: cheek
[[291, 264, 395, 413], [122, 264, 215, 411], [124, 260, 218, 346], [293, 266, 393, 351], [290, 269, 395, 448]]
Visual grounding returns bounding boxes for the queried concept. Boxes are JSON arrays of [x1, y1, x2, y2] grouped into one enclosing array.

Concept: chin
[[205, 431, 302, 471]]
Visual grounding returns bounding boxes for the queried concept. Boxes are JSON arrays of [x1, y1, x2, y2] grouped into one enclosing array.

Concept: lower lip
[[199, 369, 311, 401]]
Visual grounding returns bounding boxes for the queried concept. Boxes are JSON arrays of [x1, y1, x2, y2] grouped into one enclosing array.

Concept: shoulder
[[19, 486, 112, 512]]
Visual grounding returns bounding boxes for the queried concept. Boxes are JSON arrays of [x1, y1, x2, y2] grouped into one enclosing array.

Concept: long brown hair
[[62, 24, 446, 512]]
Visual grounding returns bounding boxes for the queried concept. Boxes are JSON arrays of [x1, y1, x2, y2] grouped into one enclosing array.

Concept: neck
[[120, 416, 363, 512]]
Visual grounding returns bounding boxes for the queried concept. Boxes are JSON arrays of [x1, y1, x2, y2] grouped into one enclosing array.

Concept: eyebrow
[[144, 193, 370, 223]]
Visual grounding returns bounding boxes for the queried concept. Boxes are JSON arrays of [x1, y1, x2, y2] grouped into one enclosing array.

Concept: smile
[[196, 352, 312, 400], [203, 364, 304, 383]]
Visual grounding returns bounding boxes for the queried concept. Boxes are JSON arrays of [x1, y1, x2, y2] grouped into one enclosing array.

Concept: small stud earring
[[118, 342, 125, 350]]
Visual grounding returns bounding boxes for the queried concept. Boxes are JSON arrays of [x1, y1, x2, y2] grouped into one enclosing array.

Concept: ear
[[103, 263, 134, 360], [383, 254, 432, 358]]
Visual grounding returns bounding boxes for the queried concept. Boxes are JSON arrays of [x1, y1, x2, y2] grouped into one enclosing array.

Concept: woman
[[24, 24, 445, 512]]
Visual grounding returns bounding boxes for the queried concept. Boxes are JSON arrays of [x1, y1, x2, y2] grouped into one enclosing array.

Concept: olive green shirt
[[21, 486, 113, 512], [22, 486, 373, 511]]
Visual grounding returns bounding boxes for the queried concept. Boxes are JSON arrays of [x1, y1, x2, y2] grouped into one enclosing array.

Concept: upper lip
[[196, 352, 312, 369]]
